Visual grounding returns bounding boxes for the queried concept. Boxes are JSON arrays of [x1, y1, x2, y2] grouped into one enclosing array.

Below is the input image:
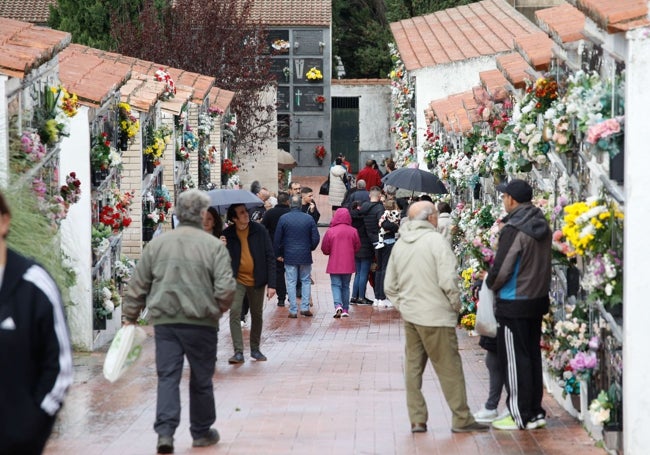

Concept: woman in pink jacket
[[321, 208, 361, 318]]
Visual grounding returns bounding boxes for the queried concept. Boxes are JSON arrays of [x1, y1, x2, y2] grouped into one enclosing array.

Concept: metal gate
[[332, 97, 359, 173]]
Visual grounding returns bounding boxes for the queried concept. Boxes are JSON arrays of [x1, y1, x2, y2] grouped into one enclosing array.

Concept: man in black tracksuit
[[0, 192, 73, 454], [486, 180, 551, 431]]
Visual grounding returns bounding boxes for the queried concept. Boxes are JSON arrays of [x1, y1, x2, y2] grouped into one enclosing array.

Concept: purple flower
[[588, 336, 600, 350], [570, 351, 598, 371]]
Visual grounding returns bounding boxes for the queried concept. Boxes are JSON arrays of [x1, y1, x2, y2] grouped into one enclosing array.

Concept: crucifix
[[295, 89, 303, 107], [295, 117, 303, 136], [295, 59, 304, 79]]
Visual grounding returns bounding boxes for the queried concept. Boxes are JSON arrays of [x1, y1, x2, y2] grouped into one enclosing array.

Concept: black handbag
[[319, 176, 330, 195]]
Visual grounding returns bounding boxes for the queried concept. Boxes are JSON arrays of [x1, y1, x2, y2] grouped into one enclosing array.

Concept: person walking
[[329, 157, 349, 212], [321, 208, 360, 318], [275, 195, 320, 318], [384, 201, 488, 434], [373, 199, 401, 307], [486, 179, 552, 431], [349, 200, 374, 305], [356, 159, 382, 190], [223, 203, 276, 364], [357, 187, 385, 299], [0, 191, 73, 455], [121, 189, 236, 453], [261, 192, 291, 307], [436, 201, 453, 243]]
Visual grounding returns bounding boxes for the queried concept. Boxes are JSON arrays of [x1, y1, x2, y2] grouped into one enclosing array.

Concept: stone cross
[[295, 89, 303, 107]]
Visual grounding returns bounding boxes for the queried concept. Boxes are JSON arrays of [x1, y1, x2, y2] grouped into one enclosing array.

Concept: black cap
[[496, 179, 532, 203]]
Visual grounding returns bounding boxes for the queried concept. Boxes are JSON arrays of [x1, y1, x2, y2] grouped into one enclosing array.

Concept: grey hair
[[175, 189, 210, 225], [384, 184, 396, 195], [289, 194, 302, 209], [357, 179, 366, 189], [410, 202, 437, 221]]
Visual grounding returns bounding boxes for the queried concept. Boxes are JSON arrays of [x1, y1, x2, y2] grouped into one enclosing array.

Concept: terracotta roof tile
[[390, 0, 539, 71], [0, 17, 70, 79], [331, 79, 390, 86], [209, 86, 236, 112], [160, 86, 193, 115], [479, 69, 509, 101], [535, 4, 586, 44], [0, 0, 55, 24], [496, 52, 535, 89], [515, 31, 553, 71], [428, 89, 477, 133], [120, 72, 167, 112], [576, 0, 649, 33], [249, 0, 331, 26]]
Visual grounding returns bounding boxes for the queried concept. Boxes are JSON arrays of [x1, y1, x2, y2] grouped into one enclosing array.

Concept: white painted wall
[[0, 75, 7, 187], [59, 108, 95, 351], [623, 26, 650, 455]]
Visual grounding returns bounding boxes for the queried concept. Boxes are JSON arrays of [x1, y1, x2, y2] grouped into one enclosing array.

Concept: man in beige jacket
[[384, 201, 487, 434]]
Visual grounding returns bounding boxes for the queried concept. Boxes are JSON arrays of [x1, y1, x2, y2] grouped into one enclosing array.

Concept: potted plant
[[118, 102, 139, 150], [315, 95, 326, 110], [306, 67, 323, 82], [91, 132, 113, 186], [314, 145, 326, 165]]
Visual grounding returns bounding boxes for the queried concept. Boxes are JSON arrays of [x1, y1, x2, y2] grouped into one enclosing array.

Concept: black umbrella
[[381, 167, 448, 194], [206, 189, 263, 214]]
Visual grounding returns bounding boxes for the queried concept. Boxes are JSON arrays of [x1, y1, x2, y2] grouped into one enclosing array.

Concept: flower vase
[[609, 148, 624, 184], [91, 170, 103, 188], [119, 134, 129, 151], [603, 424, 623, 453], [317, 158, 323, 166], [93, 316, 107, 331], [570, 393, 581, 412], [144, 156, 155, 174], [318, 103, 323, 111]]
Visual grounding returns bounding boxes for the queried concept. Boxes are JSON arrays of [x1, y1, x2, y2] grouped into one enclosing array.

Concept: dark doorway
[[332, 97, 359, 172]]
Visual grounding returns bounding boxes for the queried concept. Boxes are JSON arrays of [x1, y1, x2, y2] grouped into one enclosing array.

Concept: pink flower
[[586, 118, 621, 144], [553, 230, 564, 242], [570, 351, 598, 372]]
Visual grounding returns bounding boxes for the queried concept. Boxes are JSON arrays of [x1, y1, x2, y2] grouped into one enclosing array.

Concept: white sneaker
[[383, 300, 393, 308], [373, 299, 382, 307], [375, 243, 384, 250], [473, 407, 499, 423]]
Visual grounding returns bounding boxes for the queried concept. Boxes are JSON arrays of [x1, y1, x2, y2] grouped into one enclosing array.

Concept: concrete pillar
[[623, 27, 650, 455]]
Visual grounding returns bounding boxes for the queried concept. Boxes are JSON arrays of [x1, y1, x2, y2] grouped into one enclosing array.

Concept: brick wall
[[120, 110, 144, 259]]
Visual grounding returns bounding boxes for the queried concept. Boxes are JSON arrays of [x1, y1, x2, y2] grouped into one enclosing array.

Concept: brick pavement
[[44, 176, 604, 454]]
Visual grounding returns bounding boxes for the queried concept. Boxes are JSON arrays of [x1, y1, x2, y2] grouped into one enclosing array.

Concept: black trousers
[[496, 315, 545, 429], [275, 259, 287, 302]]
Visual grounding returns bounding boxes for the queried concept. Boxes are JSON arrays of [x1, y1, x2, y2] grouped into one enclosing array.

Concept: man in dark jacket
[[223, 204, 276, 364], [341, 179, 370, 209], [300, 186, 320, 223], [261, 192, 291, 307], [0, 191, 73, 454], [486, 179, 551, 431], [275, 195, 320, 318]]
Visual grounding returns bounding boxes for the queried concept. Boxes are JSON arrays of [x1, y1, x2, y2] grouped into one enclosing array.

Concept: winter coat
[[357, 166, 382, 189], [350, 206, 373, 259], [261, 204, 291, 245], [124, 223, 237, 326], [321, 208, 360, 274], [486, 203, 552, 319], [275, 208, 321, 265], [342, 188, 370, 208], [328, 164, 348, 207], [223, 221, 277, 289], [0, 249, 73, 452], [437, 212, 453, 243], [384, 220, 461, 327], [360, 200, 385, 245]]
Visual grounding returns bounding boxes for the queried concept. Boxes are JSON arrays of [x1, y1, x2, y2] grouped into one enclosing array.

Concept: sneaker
[[373, 299, 383, 307], [300, 310, 313, 317], [375, 243, 385, 250], [383, 299, 393, 308], [288, 313, 298, 318], [411, 422, 427, 433], [492, 414, 519, 430], [341, 310, 349, 317], [333, 306, 342, 318], [350, 297, 360, 304], [526, 414, 547, 430], [157, 435, 174, 453], [228, 352, 244, 364], [451, 421, 489, 433], [277, 301, 285, 307], [359, 298, 374, 305], [192, 428, 220, 447], [474, 406, 499, 423], [250, 350, 267, 361]]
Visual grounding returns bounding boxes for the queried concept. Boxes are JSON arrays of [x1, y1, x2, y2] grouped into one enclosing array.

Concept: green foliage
[[49, 0, 143, 50], [4, 187, 76, 307]]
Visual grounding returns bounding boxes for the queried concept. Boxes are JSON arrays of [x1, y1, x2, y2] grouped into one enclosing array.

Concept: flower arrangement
[[98, 190, 134, 233], [114, 255, 136, 285], [586, 116, 624, 157], [581, 250, 623, 306], [197, 113, 214, 138], [118, 102, 140, 139], [154, 68, 176, 100], [33, 85, 78, 147], [282, 66, 292, 81], [271, 39, 290, 51], [184, 130, 199, 151], [422, 128, 447, 165], [143, 186, 172, 228], [60, 172, 82, 207], [57, 86, 80, 118], [18, 131, 47, 168], [144, 126, 172, 161], [208, 106, 224, 117], [315, 95, 326, 105], [306, 67, 323, 81], [314, 145, 326, 163], [221, 158, 239, 177], [91, 132, 113, 170], [388, 43, 416, 166], [176, 146, 190, 162], [459, 313, 476, 331], [91, 223, 112, 254], [94, 279, 121, 320], [561, 198, 624, 257]]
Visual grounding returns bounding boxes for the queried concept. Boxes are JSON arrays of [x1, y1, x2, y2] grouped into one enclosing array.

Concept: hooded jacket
[[321, 208, 360, 274], [0, 249, 73, 451], [486, 203, 552, 319], [384, 220, 461, 327], [328, 164, 348, 207]]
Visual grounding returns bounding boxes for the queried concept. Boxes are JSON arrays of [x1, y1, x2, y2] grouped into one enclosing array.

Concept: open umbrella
[[277, 149, 297, 170], [206, 189, 263, 214], [381, 167, 448, 194]]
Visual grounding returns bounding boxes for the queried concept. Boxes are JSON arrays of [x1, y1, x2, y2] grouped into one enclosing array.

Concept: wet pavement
[[44, 177, 604, 454]]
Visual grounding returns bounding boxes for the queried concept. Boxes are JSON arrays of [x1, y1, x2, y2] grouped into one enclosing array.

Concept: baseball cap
[[495, 179, 532, 203]]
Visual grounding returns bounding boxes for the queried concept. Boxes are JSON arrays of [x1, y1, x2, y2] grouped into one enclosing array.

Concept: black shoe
[[157, 435, 174, 453], [300, 310, 313, 317], [411, 423, 427, 433], [251, 350, 267, 361], [228, 352, 244, 364], [288, 313, 298, 318], [350, 297, 360, 304], [192, 428, 220, 447], [360, 298, 374, 305], [277, 301, 285, 307]]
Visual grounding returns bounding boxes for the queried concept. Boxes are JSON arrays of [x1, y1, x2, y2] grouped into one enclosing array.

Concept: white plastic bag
[[103, 325, 147, 383], [475, 278, 497, 338]]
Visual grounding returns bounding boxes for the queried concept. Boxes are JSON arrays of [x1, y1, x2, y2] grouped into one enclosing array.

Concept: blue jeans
[[352, 258, 371, 299], [330, 274, 352, 311], [285, 264, 312, 314]]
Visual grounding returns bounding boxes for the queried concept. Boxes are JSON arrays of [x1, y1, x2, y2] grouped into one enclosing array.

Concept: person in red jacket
[[321, 208, 361, 318], [356, 159, 382, 190]]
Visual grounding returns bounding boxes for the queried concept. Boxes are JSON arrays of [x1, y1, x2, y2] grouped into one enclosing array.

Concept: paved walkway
[[44, 177, 604, 455]]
